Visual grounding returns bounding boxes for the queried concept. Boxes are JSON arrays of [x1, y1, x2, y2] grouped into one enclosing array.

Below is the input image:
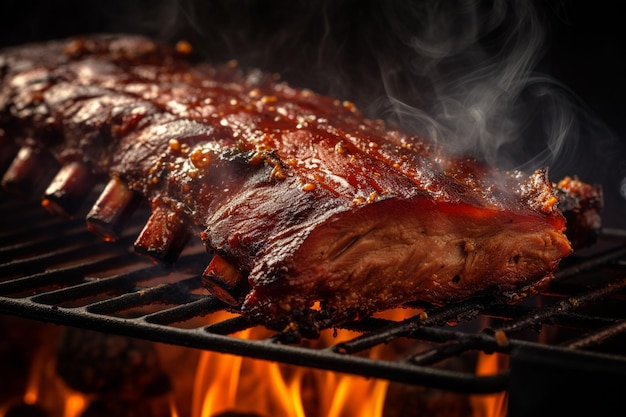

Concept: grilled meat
[[555, 176, 603, 249], [0, 35, 578, 337]]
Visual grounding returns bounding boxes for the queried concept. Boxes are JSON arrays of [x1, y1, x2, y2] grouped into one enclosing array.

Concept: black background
[[1, 0, 624, 227]]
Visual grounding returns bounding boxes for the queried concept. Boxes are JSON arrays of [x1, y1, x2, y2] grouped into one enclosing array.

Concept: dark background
[[1, 0, 624, 227]]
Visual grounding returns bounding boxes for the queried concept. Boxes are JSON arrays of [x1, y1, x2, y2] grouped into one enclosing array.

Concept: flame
[[63, 393, 87, 417], [192, 338, 245, 415], [22, 346, 48, 406], [192, 337, 390, 417], [3, 332, 89, 417], [189, 309, 422, 417], [4, 307, 503, 417], [318, 368, 389, 417], [190, 312, 310, 417], [169, 396, 181, 417], [313, 323, 392, 417], [470, 352, 508, 417]]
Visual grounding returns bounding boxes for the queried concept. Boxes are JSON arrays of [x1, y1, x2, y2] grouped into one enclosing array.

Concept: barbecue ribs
[[0, 35, 582, 337]]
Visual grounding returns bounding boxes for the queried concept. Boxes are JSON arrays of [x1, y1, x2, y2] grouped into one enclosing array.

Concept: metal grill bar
[[1, 196, 626, 394]]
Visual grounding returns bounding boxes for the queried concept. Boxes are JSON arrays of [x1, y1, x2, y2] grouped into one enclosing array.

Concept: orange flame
[[188, 309, 425, 417], [4, 307, 512, 417], [190, 312, 310, 417], [192, 336, 391, 417], [470, 352, 508, 417], [63, 393, 88, 417], [317, 368, 389, 417], [6, 334, 90, 417]]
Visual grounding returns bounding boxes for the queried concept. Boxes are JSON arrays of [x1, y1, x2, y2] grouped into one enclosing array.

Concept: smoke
[[142, 0, 623, 224], [0, 1, 618, 171], [2, 0, 622, 224], [141, 0, 617, 175], [367, 1, 579, 172]]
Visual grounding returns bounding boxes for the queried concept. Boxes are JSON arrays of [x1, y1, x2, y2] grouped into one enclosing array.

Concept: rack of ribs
[[1, 35, 598, 338]]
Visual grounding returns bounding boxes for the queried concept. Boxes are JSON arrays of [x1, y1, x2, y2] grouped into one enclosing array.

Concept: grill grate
[[1, 194, 626, 394]]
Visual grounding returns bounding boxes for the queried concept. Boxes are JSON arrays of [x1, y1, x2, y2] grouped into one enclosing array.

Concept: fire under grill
[[2, 192, 626, 414]]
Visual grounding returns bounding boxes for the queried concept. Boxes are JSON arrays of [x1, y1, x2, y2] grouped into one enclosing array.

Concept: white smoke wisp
[[140, 0, 622, 225], [373, 0, 586, 172]]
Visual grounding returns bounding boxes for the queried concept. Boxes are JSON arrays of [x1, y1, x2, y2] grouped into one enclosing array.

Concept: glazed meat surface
[[0, 35, 575, 337]]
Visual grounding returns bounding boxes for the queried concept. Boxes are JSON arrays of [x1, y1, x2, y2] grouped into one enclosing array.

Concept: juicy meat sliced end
[[241, 198, 572, 337]]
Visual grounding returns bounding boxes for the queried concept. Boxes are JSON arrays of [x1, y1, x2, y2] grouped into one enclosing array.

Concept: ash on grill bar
[[0, 21, 625, 417]]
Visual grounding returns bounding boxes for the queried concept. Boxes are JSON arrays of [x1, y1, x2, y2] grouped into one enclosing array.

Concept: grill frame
[[2, 194, 626, 395]]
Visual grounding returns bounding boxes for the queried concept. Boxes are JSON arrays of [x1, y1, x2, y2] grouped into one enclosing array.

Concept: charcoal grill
[[2, 192, 626, 415]]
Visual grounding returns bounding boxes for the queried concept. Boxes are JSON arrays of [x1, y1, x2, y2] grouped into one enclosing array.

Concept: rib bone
[[1, 145, 59, 197], [86, 177, 142, 241], [133, 203, 191, 264], [42, 161, 98, 218]]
